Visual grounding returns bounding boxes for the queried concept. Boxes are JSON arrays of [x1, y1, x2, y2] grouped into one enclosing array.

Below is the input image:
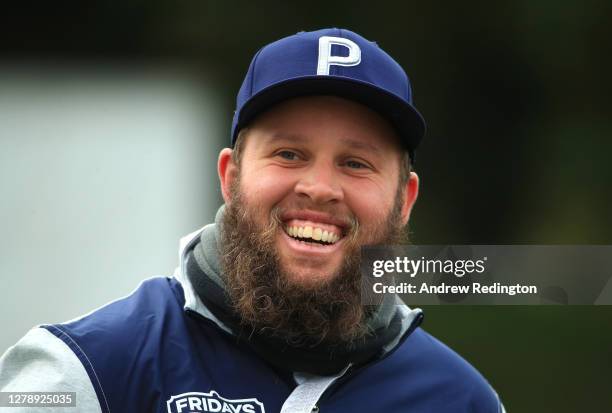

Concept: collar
[[173, 225, 234, 335]]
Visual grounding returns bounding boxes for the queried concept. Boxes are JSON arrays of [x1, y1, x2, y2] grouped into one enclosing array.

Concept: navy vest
[[43, 277, 500, 413]]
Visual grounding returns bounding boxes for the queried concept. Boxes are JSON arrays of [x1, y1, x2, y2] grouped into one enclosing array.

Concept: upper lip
[[281, 209, 350, 233]]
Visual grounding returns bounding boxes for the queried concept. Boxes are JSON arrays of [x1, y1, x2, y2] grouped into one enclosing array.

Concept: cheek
[[345, 181, 396, 223], [239, 167, 295, 208]]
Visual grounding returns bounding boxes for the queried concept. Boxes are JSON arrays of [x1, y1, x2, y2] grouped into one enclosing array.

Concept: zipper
[[314, 311, 424, 407]]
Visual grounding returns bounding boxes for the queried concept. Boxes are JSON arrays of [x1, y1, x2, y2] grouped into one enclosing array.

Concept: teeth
[[286, 225, 341, 244], [303, 226, 313, 238]]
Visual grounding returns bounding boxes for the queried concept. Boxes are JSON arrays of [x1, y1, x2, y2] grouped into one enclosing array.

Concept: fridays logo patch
[[166, 391, 265, 413]]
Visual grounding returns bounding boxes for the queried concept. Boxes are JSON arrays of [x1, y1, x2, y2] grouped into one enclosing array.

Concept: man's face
[[221, 96, 418, 288]]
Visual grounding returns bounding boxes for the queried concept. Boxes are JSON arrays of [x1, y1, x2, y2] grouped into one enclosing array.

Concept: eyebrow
[[338, 137, 382, 154], [269, 132, 382, 154], [269, 132, 309, 144]]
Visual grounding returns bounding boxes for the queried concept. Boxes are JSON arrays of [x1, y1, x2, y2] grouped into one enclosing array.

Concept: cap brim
[[235, 76, 426, 153]]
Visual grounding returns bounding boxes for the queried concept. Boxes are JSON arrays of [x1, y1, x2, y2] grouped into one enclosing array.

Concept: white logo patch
[[317, 35, 362, 75], [166, 391, 265, 413]]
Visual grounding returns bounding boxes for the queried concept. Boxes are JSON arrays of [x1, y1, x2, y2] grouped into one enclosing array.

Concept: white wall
[[0, 63, 224, 352]]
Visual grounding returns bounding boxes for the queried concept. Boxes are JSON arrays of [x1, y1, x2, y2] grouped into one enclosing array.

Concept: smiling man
[[217, 95, 417, 351], [0, 28, 504, 413]]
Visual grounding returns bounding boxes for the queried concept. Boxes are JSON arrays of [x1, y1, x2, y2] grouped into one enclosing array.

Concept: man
[[0, 28, 504, 412]]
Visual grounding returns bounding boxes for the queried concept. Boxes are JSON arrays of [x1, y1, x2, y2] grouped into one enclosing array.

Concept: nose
[[294, 162, 344, 204]]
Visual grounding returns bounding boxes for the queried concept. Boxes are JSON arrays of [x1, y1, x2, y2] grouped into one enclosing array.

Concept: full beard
[[220, 181, 406, 347]]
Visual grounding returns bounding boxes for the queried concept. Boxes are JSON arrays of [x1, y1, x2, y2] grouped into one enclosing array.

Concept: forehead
[[241, 96, 404, 155]]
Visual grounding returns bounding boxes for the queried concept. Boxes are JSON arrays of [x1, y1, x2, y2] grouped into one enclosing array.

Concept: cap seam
[[249, 48, 264, 97], [336, 28, 344, 77]]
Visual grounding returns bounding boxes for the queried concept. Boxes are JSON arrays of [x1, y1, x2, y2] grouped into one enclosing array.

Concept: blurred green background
[[1, 1, 611, 411]]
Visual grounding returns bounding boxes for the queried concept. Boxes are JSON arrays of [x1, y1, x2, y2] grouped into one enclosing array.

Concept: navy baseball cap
[[231, 28, 426, 161]]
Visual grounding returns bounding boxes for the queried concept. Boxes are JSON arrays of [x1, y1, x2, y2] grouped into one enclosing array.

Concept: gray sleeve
[[0, 327, 102, 413]]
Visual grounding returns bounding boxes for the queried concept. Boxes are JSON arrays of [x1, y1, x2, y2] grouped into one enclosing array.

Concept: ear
[[218, 148, 238, 204], [400, 172, 419, 226]]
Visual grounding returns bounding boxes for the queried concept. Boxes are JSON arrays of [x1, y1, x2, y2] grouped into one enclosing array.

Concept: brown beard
[[219, 178, 406, 347]]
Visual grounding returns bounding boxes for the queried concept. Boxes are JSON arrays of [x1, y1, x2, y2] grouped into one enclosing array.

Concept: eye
[[277, 150, 299, 161], [344, 159, 369, 169]]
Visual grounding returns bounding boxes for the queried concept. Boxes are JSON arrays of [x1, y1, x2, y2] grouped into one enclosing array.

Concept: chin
[[280, 265, 339, 289]]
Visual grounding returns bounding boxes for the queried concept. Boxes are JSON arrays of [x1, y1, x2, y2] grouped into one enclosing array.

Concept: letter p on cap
[[317, 36, 361, 75]]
